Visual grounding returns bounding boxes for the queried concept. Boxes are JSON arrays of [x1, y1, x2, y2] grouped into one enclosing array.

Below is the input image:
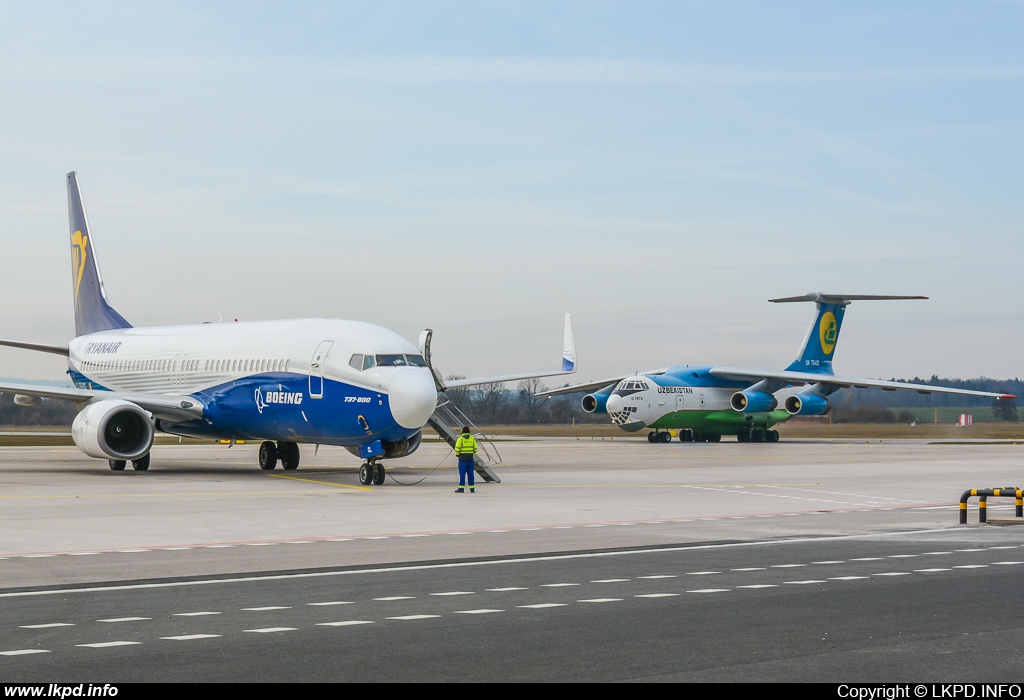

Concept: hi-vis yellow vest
[[455, 434, 478, 458]]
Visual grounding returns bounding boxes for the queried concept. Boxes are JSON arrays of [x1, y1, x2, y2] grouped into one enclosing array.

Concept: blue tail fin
[[772, 292, 929, 375], [785, 301, 844, 374], [67, 172, 132, 337]]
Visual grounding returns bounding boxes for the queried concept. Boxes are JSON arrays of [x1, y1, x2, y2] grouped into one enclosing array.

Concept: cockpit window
[[375, 354, 408, 367], [405, 354, 427, 367], [349, 354, 363, 370], [361, 355, 376, 371]]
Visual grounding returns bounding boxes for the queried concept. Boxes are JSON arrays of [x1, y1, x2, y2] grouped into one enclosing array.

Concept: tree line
[[0, 374, 1019, 428]]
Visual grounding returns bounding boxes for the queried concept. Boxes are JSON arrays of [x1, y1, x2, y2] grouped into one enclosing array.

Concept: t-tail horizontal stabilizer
[[771, 292, 928, 375]]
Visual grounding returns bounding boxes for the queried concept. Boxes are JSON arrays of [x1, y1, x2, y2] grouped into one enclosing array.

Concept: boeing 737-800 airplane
[[0, 172, 576, 481], [540, 294, 1009, 443]]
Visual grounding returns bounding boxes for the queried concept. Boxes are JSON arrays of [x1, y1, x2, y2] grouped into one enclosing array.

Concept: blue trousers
[[458, 459, 475, 487]]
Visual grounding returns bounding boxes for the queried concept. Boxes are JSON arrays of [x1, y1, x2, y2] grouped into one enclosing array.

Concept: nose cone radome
[[389, 369, 438, 429], [606, 393, 624, 414]]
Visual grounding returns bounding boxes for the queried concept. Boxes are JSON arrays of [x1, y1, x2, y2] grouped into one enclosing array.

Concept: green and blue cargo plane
[[538, 293, 1013, 443]]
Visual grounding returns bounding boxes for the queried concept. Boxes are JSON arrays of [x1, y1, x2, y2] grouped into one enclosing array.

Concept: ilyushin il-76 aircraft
[[0, 172, 576, 481], [539, 294, 1011, 443]]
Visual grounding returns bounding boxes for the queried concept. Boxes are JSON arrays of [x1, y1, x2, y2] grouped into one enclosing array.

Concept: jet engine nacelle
[[784, 393, 829, 416], [581, 393, 610, 414], [730, 390, 778, 413], [71, 399, 154, 460]]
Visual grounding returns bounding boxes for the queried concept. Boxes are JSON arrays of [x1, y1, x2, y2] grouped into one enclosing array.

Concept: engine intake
[[784, 393, 829, 416], [730, 390, 777, 413], [72, 399, 154, 460], [581, 393, 610, 414]]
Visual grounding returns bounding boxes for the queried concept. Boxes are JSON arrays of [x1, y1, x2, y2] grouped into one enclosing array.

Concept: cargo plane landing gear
[[737, 428, 780, 443], [359, 459, 385, 486], [678, 430, 721, 443], [258, 441, 301, 470], [647, 431, 672, 443]]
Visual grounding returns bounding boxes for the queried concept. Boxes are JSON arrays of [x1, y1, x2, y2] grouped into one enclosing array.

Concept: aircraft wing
[[535, 369, 669, 398], [0, 381, 205, 422], [441, 313, 578, 390], [707, 367, 1016, 398]]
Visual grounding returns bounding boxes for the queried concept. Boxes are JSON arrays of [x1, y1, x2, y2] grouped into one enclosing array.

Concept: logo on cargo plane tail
[[819, 311, 837, 355], [254, 386, 304, 414], [71, 230, 87, 305]]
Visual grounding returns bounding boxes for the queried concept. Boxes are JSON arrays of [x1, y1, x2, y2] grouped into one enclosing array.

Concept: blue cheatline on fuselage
[[70, 369, 419, 447], [68, 368, 112, 392]]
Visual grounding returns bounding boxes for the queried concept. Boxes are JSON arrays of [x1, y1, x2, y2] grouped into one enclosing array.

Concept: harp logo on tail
[[71, 230, 88, 306]]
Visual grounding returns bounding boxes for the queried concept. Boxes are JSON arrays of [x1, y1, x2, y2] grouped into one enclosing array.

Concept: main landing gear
[[736, 428, 780, 443], [676, 430, 721, 443], [108, 453, 151, 471], [647, 431, 672, 443], [358, 459, 386, 486], [258, 441, 301, 470]]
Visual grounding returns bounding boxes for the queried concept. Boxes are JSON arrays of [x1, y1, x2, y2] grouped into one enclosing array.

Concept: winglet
[[561, 313, 576, 373]]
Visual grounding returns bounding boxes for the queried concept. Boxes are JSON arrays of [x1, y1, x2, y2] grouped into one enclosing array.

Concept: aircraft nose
[[606, 393, 623, 413], [388, 369, 438, 429]]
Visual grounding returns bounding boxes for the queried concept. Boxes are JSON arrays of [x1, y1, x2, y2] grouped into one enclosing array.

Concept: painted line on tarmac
[[266, 473, 372, 491], [0, 527, 968, 599]]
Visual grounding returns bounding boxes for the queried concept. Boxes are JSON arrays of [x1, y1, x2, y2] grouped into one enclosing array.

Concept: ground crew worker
[[454, 426, 477, 493]]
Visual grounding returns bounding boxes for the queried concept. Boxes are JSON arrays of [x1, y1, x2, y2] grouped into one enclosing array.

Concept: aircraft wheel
[[647, 432, 656, 443], [373, 463, 386, 485], [678, 429, 691, 443], [108, 459, 126, 471], [131, 454, 150, 471], [737, 430, 749, 443], [259, 441, 278, 470], [359, 462, 373, 486], [279, 442, 300, 470], [768, 429, 780, 443]]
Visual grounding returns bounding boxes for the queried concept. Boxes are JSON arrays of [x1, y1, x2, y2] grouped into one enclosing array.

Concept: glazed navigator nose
[[388, 368, 438, 429]]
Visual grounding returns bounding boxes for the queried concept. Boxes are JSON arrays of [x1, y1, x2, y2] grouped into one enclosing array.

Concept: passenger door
[[308, 341, 334, 399]]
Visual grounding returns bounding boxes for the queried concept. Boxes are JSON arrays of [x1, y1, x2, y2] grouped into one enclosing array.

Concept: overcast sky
[[0, 1, 1021, 386]]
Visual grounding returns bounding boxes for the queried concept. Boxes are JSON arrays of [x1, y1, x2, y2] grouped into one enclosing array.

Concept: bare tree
[[443, 374, 473, 412], [517, 378, 548, 421], [471, 382, 510, 423]]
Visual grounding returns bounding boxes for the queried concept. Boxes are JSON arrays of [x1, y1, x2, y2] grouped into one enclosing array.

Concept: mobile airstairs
[[417, 328, 502, 483], [427, 394, 502, 483]]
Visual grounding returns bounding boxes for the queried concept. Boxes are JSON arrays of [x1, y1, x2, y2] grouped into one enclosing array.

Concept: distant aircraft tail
[[67, 172, 132, 337], [770, 293, 927, 375]]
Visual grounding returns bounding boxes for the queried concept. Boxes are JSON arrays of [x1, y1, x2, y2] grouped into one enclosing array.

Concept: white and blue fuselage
[[66, 318, 438, 451]]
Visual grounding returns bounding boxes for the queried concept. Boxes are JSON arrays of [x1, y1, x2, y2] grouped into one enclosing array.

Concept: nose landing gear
[[647, 431, 673, 444], [359, 459, 386, 486]]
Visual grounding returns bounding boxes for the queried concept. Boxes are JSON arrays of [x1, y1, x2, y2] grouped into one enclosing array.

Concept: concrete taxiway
[[1, 439, 1022, 681]]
